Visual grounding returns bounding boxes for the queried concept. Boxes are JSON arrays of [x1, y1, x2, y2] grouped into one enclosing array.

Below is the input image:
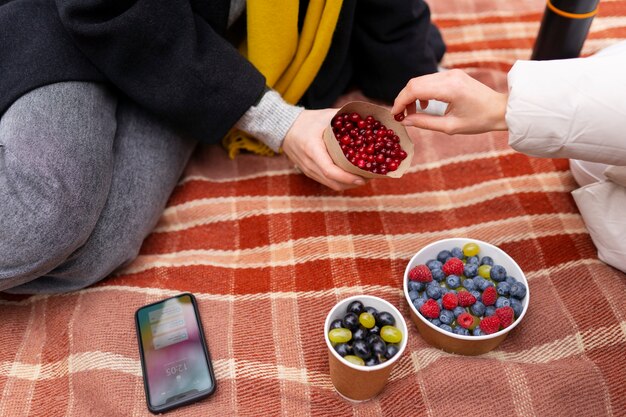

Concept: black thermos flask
[[531, 0, 600, 60]]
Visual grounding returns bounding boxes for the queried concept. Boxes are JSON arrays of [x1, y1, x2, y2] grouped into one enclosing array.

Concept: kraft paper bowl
[[323, 101, 414, 179], [324, 295, 408, 401], [403, 238, 529, 355]]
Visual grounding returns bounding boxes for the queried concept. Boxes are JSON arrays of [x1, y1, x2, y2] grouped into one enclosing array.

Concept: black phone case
[[135, 293, 216, 414]]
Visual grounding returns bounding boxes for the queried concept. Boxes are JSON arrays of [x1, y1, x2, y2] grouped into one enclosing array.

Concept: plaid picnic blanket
[[2, 0, 626, 415]]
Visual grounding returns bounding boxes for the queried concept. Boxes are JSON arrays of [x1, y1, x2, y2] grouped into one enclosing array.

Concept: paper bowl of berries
[[324, 295, 408, 401], [403, 238, 529, 356], [324, 101, 414, 178]]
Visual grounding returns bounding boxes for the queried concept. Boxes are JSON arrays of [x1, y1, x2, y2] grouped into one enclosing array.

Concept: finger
[[310, 148, 366, 187], [406, 101, 417, 116], [300, 165, 359, 191], [402, 112, 455, 133], [392, 73, 455, 114]]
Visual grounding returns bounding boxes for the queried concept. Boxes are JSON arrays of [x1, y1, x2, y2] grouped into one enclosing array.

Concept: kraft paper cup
[[324, 295, 408, 401], [323, 101, 414, 179], [403, 238, 530, 356]]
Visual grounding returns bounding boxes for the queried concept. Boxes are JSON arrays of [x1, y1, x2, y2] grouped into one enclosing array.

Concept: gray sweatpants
[[0, 82, 196, 294]]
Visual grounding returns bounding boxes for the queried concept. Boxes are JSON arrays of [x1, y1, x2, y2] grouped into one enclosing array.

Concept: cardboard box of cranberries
[[323, 101, 414, 179]]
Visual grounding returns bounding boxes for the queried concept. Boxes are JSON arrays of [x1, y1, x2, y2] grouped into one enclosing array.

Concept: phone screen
[[135, 293, 215, 412]]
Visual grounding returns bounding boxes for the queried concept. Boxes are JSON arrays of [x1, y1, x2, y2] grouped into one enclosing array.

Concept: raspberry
[[479, 316, 501, 335], [442, 293, 458, 310], [496, 306, 515, 328], [419, 299, 440, 319], [457, 291, 476, 307], [409, 265, 433, 283], [442, 258, 464, 276], [457, 313, 474, 329], [482, 286, 497, 306]]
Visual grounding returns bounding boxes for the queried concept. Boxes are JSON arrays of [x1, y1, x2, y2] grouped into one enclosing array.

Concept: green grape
[[359, 312, 376, 329], [478, 264, 492, 278], [344, 355, 365, 366], [328, 328, 352, 344], [463, 242, 480, 257], [380, 325, 402, 344]]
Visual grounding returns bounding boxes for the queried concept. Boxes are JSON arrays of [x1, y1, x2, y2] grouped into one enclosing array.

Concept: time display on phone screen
[[136, 294, 215, 411]]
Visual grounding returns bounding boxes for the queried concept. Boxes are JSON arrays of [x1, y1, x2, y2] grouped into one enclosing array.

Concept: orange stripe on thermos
[[531, 0, 600, 60]]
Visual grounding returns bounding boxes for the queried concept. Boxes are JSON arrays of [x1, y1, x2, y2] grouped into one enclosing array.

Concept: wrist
[[491, 92, 509, 131], [235, 89, 304, 152]]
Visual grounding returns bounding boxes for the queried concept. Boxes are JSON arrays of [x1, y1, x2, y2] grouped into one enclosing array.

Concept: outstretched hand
[[282, 109, 367, 191], [391, 69, 509, 135]]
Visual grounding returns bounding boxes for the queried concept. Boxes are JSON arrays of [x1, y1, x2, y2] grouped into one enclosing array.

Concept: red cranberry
[[394, 112, 405, 121], [331, 111, 408, 175]]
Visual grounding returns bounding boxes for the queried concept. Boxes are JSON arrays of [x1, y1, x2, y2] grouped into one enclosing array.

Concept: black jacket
[[0, 0, 444, 144]]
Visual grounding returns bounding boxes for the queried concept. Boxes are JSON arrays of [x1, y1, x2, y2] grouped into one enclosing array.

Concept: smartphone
[[135, 293, 216, 414]]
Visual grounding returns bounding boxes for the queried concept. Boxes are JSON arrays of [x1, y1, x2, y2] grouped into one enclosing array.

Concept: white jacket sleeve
[[506, 47, 626, 166]]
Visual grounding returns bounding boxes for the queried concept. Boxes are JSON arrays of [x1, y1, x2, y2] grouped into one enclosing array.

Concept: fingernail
[[354, 179, 365, 186]]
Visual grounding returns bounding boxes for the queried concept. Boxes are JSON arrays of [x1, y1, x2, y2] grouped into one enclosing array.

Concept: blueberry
[[453, 327, 470, 336], [470, 290, 482, 302], [330, 319, 343, 330], [347, 300, 364, 315], [464, 263, 478, 278], [437, 250, 452, 264], [439, 324, 453, 333], [453, 306, 465, 318], [436, 299, 442, 309], [480, 256, 494, 266], [466, 256, 479, 265], [353, 327, 369, 340], [385, 344, 400, 359], [426, 283, 443, 299], [446, 274, 461, 288], [334, 343, 352, 357], [352, 340, 372, 360], [426, 259, 443, 271], [510, 298, 523, 318], [495, 296, 511, 308], [473, 276, 487, 291], [412, 298, 426, 311], [462, 278, 476, 291], [432, 269, 446, 282], [342, 313, 360, 330], [506, 275, 517, 285], [470, 301, 485, 316], [439, 310, 454, 324], [408, 290, 420, 301], [430, 318, 441, 326], [490, 265, 507, 282], [496, 282, 511, 296], [377, 311, 395, 327], [451, 247, 464, 259], [472, 328, 484, 336], [408, 280, 425, 292], [509, 282, 527, 299], [448, 289, 458, 295], [485, 306, 496, 317]]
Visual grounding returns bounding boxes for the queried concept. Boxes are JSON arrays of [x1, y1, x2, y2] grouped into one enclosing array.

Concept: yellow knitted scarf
[[222, 0, 343, 158]]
